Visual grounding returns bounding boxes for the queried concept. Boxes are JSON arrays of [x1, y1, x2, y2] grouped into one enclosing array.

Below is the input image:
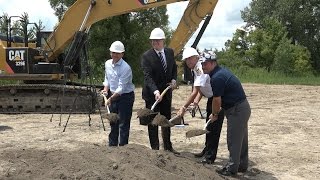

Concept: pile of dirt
[[1, 144, 224, 180]]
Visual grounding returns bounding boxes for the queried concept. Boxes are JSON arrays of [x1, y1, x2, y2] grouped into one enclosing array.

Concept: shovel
[[101, 93, 119, 123], [152, 114, 183, 127], [185, 120, 212, 138], [137, 85, 172, 120]]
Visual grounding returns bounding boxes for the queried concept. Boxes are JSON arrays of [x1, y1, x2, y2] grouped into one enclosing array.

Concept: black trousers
[[145, 96, 172, 150], [204, 97, 224, 161]]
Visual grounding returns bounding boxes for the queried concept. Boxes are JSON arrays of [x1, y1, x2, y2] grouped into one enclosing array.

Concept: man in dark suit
[[140, 27, 179, 154]]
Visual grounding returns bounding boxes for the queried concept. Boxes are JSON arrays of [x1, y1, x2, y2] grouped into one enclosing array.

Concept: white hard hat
[[149, 28, 165, 39], [182, 47, 199, 60], [109, 41, 125, 53]]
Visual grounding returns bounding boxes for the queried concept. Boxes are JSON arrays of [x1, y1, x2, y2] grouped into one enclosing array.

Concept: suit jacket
[[141, 47, 177, 101]]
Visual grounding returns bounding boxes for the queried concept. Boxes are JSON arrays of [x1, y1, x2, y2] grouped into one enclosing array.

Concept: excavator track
[[0, 84, 97, 113]]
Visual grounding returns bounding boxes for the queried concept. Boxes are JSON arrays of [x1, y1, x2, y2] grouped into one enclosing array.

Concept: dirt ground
[[0, 83, 319, 180]]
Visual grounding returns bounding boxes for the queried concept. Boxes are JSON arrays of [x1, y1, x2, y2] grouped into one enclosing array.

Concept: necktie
[[158, 52, 167, 72]]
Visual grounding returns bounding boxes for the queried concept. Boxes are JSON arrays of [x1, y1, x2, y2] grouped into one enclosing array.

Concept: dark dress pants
[[204, 97, 224, 161], [108, 92, 134, 146], [146, 96, 172, 150]]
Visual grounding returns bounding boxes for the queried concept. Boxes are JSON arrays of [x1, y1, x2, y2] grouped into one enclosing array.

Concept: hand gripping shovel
[[137, 86, 171, 125], [185, 120, 212, 138], [101, 93, 119, 123]]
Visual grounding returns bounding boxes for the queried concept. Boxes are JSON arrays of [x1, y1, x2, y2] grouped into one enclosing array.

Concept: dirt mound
[[1, 144, 224, 180]]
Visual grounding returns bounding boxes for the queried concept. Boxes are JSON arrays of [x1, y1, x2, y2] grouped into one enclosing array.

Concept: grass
[[230, 67, 320, 86]]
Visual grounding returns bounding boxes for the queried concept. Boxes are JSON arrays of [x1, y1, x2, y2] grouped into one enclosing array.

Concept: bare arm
[[178, 86, 200, 116]]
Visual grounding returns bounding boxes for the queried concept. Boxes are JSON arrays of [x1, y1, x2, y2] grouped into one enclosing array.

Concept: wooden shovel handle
[[203, 120, 212, 130], [151, 86, 172, 110], [101, 93, 110, 114], [169, 115, 181, 122]]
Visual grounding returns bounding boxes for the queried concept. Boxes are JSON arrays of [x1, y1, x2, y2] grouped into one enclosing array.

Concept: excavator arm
[[169, 0, 218, 56], [0, 0, 219, 114], [46, 0, 218, 60]]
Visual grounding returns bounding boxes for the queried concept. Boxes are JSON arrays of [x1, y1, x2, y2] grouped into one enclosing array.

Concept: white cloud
[[167, 0, 251, 50], [0, 0, 57, 30], [0, 0, 251, 50]]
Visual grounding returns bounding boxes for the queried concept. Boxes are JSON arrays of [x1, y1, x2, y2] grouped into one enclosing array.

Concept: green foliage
[[49, 0, 74, 21], [245, 18, 288, 71], [230, 67, 320, 86], [241, 0, 320, 73], [0, 12, 44, 39], [0, 13, 8, 33], [273, 37, 295, 74], [222, 13, 314, 77], [87, 7, 169, 85], [292, 45, 313, 75]]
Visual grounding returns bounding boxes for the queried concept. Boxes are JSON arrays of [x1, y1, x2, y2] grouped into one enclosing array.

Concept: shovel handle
[[101, 93, 110, 114], [151, 86, 171, 111], [106, 104, 110, 114], [203, 120, 212, 130], [151, 99, 159, 111], [169, 115, 180, 122]]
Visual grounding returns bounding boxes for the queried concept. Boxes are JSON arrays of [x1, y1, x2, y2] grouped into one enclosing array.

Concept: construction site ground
[[0, 83, 319, 180]]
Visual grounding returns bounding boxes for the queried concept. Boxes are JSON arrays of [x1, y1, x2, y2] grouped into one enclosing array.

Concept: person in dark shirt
[[201, 51, 251, 176]]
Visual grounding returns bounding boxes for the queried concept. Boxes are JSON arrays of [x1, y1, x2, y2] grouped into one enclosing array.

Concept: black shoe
[[166, 148, 180, 155], [200, 158, 214, 164], [193, 149, 206, 158], [238, 167, 247, 173], [216, 168, 236, 177]]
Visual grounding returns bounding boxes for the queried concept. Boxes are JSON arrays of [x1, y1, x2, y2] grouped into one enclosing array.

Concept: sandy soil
[[0, 83, 319, 180]]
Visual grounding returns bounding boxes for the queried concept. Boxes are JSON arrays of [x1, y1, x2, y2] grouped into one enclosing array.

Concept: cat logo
[[139, 0, 162, 5], [8, 50, 26, 61]]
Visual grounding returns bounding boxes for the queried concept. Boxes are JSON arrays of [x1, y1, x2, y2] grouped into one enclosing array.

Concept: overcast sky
[[0, 0, 251, 50]]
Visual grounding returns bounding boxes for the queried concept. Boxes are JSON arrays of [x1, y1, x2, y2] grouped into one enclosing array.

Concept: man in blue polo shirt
[[201, 51, 251, 176]]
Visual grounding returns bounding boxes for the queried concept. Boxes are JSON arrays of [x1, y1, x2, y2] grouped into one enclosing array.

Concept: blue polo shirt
[[209, 66, 246, 110]]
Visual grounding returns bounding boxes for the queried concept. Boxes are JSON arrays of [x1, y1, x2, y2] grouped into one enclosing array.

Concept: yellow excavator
[[0, 0, 218, 113]]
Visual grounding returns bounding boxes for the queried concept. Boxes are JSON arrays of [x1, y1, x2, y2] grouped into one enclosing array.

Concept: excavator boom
[[0, 0, 219, 113], [46, 0, 218, 59]]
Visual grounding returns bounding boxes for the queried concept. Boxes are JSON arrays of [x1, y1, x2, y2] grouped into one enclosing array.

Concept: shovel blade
[[186, 129, 208, 138], [102, 113, 119, 123]]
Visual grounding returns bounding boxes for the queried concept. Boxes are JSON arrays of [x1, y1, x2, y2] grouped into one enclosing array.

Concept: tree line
[[218, 0, 319, 77]]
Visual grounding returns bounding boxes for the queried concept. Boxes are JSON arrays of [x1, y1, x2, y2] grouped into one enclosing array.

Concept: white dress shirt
[[192, 61, 213, 98], [103, 58, 135, 95]]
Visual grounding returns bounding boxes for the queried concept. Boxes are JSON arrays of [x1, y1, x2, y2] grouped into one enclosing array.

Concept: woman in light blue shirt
[[101, 41, 135, 146]]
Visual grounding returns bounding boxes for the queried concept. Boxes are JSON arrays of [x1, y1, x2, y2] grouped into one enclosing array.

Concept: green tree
[[49, 0, 74, 21], [245, 18, 288, 71], [0, 13, 9, 34], [241, 0, 320, 73], [0, 12, 44, 41], [273, 36, 312, 76]]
